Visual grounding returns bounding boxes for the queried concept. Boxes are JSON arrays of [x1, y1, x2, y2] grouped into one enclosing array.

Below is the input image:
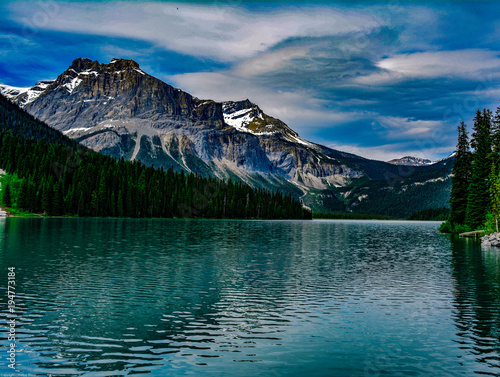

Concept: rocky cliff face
[[1, 58, 453, 215]]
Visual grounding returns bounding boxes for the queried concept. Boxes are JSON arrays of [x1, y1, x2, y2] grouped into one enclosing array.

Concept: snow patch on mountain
[[0, 85, 30, 99], [222, 101, 317, 148], [222, 104, 275, 135], [1, 81, 54, 107], [79, 70, 99, 77], [387, 156, 433, 166], [63, 127, 92, 134], [63, 77, 83, 94], [24, 89, 44, 104], [285, 134, 315, 147], [412, 175, 452, 186], [434, 152, 456, 164]]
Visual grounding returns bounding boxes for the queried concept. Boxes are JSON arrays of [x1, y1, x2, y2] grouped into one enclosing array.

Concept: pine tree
[[2, 182, 11, 207], [117, 190, 124, 217], [96, 174, 107, 216], [90, 191, 99, 216], [449, 122, 471, 225], [17, 179, 29, 210], [491, 104, 500, 167], [466, 109, 493, 229], [110, 191, 116, 217], [77, 192, 86, 217], [490, 163, 500, 232], [52, 184, 64, 216], [41, 183, 52, 214]]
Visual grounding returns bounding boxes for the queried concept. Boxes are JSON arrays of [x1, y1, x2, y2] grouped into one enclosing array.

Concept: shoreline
[[0, 216, 443, 223]]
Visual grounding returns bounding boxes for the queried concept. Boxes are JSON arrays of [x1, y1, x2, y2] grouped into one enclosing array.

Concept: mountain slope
[[0, 92, 311, 220], [0, 92, 80, 148], [1, 58, 453, 216]]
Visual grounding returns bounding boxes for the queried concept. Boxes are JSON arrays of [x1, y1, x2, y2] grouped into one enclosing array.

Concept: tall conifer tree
[[2, 182, 11, 207], [466, 109, 493, 229], [449, 122, 471, 225], [17, 179, 29, 210], [491, 105, 500, 166], [489, 163, 500, 232]]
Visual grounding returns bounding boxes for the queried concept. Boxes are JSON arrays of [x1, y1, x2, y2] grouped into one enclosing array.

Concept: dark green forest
[[0, 94, 311, 220], [443, 107, 500, 233], [313, 212, 396, 220], [407, 207, 449, 221]]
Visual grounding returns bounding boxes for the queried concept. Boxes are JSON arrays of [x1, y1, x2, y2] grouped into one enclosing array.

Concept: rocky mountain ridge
[[387, 156, 433, 166], [0, 58, 453, 216]]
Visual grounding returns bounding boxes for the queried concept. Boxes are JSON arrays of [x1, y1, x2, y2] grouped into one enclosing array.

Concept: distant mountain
[[387, 156, 433, 166], [1, 58, 453, 216]]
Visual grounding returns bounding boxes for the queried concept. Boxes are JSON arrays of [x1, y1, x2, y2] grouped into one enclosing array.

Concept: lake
[[0, 218, 499, 376]]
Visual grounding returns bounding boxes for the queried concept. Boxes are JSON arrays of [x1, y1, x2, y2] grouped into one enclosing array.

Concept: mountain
[[387, 156, 433, 166], [1, 58, 453, 216], [0, 92, 310, 220]]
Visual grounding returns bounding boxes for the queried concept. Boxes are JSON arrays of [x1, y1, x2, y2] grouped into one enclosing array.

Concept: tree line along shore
[[441, 106, 500, 234]]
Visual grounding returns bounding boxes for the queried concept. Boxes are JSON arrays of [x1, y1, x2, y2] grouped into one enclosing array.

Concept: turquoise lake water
[[0, 218, 499, 376]]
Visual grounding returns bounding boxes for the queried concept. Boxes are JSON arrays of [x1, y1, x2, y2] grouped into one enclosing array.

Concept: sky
[[1, 0, 500, 161]]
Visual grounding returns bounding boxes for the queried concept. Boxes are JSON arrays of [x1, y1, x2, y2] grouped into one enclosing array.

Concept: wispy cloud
[[355, 50, 500, 85], [236, 47, 310, 77], [377, 116, 444, 140], [168, 70, 358, 130], [2, 1, 500, 159], [7, 2, 383, 62], [327, 141, 455, 162]]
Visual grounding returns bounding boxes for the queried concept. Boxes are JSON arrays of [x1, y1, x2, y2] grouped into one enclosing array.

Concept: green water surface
[[0, 218, 499, 376]]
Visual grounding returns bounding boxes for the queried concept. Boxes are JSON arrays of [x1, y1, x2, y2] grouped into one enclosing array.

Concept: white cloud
[[356, 49, 500, 85], [3, 1, 479, 159], [327, 142, 453, 162], [171, 66, 456, 160], [8, 2, 383, 62], [379, 50, 500, 77], [377, 116, 445, 140], [168, 70, 364, 135], [236, 47, 310, 77]]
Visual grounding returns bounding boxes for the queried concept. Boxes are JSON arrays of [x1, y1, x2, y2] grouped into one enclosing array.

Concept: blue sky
[[1, 0, 500, 161]]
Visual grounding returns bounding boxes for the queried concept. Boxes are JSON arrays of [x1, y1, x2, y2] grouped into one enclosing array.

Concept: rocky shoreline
[[481, 233, 500, 247]]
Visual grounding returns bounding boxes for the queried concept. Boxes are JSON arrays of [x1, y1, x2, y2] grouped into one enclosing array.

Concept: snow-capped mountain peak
[[387, 156, 433, 166], [0, 58, 151, 104], [222, 100, 272, 135], [222, 99, 315, 147], [0, 81, 54, 107]]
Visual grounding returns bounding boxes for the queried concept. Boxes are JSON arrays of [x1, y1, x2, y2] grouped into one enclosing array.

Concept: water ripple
[[0, 219, 499, 376]]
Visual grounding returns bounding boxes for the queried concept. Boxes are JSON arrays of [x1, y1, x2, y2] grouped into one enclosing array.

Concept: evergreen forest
[[442, 106, 500, 233]]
